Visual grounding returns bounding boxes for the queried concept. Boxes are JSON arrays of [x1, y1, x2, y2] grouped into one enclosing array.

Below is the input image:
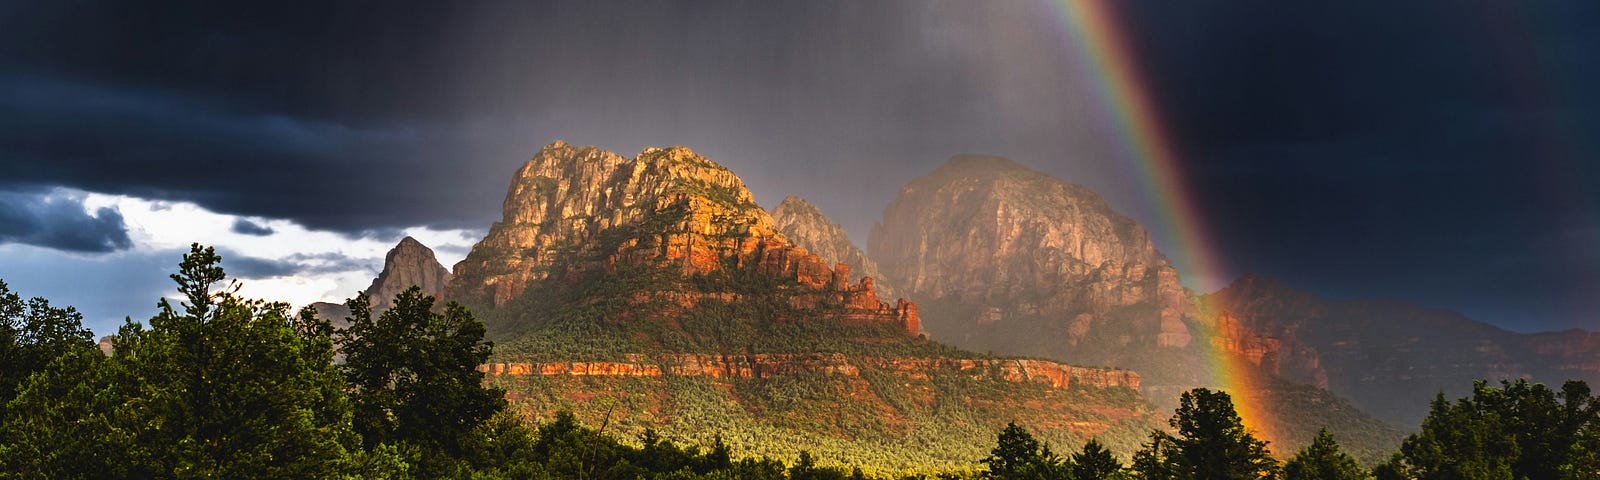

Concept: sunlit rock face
[[445, 141, 918, 336], [769, 195, 899, 301], [868, 155, 1195, 382]]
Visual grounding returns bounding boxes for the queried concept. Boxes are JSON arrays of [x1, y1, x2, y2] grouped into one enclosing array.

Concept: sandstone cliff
[[867, 155, 1193, 384], [479, 353, 1140, 391], [769, 196, 898, 300], [446, 141, 918, 337]]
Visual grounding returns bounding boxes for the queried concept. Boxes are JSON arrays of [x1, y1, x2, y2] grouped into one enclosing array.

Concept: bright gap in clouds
[[1, 188, 483, 336]]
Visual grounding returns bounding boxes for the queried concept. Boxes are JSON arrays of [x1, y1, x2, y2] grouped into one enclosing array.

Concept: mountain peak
[[775, 195, 820, 215], [365, 236, 452, 312], [770, 195, 899, 300], [935, 154, 1031, 175], [447, 143, 919, 337], [870, 151, 1192, 376]]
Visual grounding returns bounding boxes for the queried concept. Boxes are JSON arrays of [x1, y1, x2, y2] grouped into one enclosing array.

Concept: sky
[[0, 0, 1596, 335]]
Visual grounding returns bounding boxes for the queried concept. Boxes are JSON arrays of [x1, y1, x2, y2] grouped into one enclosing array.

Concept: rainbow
[[1049, 0, 1276, 445]]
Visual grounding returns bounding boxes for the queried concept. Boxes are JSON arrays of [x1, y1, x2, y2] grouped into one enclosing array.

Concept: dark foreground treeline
[[4, 245, 1600, 479]]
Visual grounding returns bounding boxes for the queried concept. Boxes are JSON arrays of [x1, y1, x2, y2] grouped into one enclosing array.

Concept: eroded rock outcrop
[[446, 141, 918, 336], [770, 196, 898, 300]]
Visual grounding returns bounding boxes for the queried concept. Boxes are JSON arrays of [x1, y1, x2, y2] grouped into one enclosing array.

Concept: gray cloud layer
[[229, 218, 275, 236], [0, 190, 131, 253]]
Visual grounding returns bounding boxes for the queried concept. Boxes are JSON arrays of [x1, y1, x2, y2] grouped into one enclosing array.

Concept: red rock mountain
[[445, 141, 918, 336], [769, 195, 899, 301], [868, 155, 1196, 390], [426, 142, 1161, 469], [864, 155, 1410, 460]]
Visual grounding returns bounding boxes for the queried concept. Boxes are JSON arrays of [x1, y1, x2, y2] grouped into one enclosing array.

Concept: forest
[[4, 245, 1600, 479]]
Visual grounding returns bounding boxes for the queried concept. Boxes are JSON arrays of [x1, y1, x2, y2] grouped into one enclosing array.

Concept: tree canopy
[[1131, 388, 1278, 480]]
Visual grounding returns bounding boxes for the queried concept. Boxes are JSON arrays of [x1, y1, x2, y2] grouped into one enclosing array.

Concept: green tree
[[789, 450, 850, 480], [1136, 388, 1278, 480], [0, 342, 136, 478], [1283, 429, 1366, 480], [982, 422, 1068, 480], [1564, 423, 1600, 480], [1072, 438, 1125, 480], [1385, 379, 1599, 480], [1130, 431, 1180, 480], [0, 280, 95, 402], [3, 245, 358, 478], [339, 285, 505, 475]]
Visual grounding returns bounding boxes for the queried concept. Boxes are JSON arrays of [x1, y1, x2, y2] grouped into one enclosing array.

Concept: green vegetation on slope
[[471, 247, 1158, 472]]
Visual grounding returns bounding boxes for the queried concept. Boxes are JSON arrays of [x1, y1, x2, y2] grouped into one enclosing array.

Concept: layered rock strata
[[478, 353, 1139, 391]]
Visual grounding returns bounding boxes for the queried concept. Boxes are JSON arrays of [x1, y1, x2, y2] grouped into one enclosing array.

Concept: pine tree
[[982, 422, 1069, 480], [3, 245, 358, 478], [340, 285, 505, 475], [0, 279, 95, 403], [1131, 431, 1180, 480], [1071, 438, 1125, 480], [1135, 388, 1279, 480], [1283, 429, 1366, 480]]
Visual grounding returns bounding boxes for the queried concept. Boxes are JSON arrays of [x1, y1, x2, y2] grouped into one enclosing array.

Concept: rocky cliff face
[[365, 236, 453, 312], [867, 155, 1193, 382], [769, 196, 898, 300], [446, 141, 918, 336]]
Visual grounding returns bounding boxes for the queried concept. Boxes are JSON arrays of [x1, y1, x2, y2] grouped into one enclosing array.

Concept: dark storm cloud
[[229, 218, 275, 236], [2, 0, 1598, 332], [1111, 0, 1600, 329], [0, 0, 1121, 237], [0, 189, 132, 253]]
